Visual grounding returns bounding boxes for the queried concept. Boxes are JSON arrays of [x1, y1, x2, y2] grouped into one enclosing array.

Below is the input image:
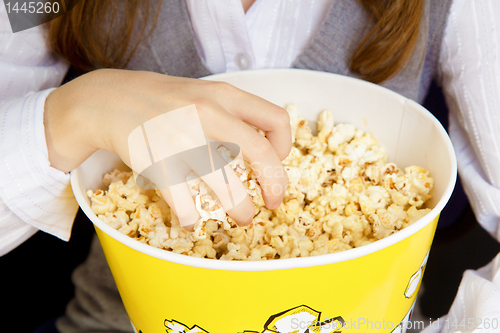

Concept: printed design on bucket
[[163, 319, 208, 333], [137, 305, 344, 333], [243, 305, 344, 333], [404, 250, 430, 299]]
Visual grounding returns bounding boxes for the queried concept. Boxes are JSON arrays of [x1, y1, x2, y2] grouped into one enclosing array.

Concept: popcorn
[[327, 123, 356, 152], [98, 210, 129, 230], [87, 189, 116, 215], [87, 105, 434, 261]]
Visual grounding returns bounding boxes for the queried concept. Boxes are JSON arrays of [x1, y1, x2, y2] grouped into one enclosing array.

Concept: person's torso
[[125, 0, 453, 103]]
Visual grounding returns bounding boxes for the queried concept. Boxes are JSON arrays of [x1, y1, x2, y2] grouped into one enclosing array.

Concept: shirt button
[[235, 53, 250, 70]]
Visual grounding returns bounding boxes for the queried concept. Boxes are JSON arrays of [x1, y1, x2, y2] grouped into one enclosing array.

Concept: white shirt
[[0, 1, 499, 330], [0, 6, 74, 256], [186, 0, 333, 73]]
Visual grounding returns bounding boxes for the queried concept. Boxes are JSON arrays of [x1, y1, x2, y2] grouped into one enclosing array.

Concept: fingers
[[160, 146, 253, 229], [245, 136, 289, 209], [199, 167, 255, 225], [199, 104, 289, 209], [206, 82, 293, 161], [125, 76, 292, 228], [159, 186, 198, 232], [193, 152, 254, 226], [158, 160, 199, 231]]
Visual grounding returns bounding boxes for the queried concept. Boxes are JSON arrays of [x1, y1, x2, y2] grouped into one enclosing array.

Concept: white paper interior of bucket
[[71, 69, 456, 271]]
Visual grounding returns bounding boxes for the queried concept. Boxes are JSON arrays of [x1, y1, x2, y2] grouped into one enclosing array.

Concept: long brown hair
[[46, 0, 424, 83], [352, 0, 424, 83], [46, 0, 159, 71]]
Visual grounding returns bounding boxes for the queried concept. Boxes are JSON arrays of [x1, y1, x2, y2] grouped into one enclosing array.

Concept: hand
[[44, 69, 292, 229]]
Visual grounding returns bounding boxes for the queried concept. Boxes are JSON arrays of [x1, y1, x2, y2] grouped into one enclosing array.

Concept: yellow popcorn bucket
[[71, 69, 457, 333]]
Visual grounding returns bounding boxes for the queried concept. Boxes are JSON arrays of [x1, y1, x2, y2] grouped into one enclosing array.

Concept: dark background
[[1, 80, 499, 332]]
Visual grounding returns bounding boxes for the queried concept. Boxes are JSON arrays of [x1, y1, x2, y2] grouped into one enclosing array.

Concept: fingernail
[[183, 223, 195, 232], [239, 218, 253, 227], [267, 200, 281, 210]]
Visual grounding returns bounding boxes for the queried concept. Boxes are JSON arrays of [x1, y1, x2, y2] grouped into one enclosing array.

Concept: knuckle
[[193, 98, 214, 112], [274, 107, 291, 129], [208, 81, 235, 95], [250, 135, 274, 158]]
